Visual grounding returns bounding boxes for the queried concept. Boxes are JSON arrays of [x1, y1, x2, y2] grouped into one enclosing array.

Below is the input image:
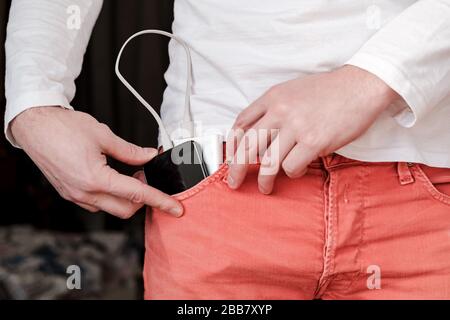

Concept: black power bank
[[143, 140, 209, 195]]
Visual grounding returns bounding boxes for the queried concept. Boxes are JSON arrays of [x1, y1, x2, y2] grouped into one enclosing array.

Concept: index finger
[[227, 123, 262, 189], [226, 98, 268, 161], [102, 168, 184, 217]]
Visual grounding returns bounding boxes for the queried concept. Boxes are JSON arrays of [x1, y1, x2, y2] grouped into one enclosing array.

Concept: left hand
[[226, 65, 399, 194]]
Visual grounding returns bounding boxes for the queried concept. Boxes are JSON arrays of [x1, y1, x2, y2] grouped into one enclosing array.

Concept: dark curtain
[[0, 1, 174, 232], [74, 0, 174, 149]]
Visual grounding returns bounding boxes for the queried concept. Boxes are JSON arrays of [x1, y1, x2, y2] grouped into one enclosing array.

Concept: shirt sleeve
[[346, 0, 450, 128], [4, 0, 103, 147]]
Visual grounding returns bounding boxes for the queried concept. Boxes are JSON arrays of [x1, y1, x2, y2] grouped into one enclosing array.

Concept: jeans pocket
[[412, 164, 450, 205], [171, 163, 229, 201]]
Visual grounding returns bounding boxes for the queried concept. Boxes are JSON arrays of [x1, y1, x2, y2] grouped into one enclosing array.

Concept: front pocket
[[171, 162, 229, 201], [412, 165, 450, 206]]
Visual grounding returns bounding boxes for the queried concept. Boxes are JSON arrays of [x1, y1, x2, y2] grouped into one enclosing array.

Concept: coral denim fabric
[[144, 154, 450, 299]]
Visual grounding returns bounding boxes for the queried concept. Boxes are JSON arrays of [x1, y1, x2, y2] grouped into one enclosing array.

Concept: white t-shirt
[[5, 0, 450, 167]]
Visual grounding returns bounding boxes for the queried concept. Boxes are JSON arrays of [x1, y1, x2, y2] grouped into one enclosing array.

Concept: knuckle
[[265, 85, 280, 100], [68, 189, 89, 203], [272, 102, 290, 116], [79, 111, 97, 123], [58, 189, 71, 201], [100, 168, 118, 193], [234, 112, 250, 129], [129, 189, 145, 204], [86, 207, 100, 213], [81, 171, 102, 192], [127, 143, 140, 158], [97, 123, 112, 136], [83, 178, 99, 192], [54, 184, 70, 200], [116, 210, 134, 220], [122, 208, 138, 219], [317, 141, 333, 157], [120, 202, 144, 219], [301, 133, 322, 150]]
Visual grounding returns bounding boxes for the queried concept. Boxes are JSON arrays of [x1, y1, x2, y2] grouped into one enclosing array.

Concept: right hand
[[10, 106, 183, 219]]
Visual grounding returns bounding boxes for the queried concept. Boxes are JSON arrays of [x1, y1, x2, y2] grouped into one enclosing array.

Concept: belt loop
[[322, 154, 334, 169], [397, 162, 415, 185]]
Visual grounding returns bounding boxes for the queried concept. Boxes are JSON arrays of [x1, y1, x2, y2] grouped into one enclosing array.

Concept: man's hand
[[226, 65, 399, 194], [11, 107, 183, 218]]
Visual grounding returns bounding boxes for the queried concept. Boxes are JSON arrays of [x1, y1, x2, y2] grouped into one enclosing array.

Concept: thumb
[[100, 126, 158, 165]]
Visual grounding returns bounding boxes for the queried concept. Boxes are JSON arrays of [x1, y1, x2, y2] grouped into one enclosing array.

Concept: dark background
[[0, 0, 175, 299]]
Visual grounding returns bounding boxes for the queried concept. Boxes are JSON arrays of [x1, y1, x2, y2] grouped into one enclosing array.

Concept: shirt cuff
[[4, 91, 74, 148], [346, 52, 429, 128]]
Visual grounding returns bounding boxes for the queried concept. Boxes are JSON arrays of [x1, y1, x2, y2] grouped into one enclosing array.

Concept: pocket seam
[[172, 163, 229, 201], [412, 165, 450, 205]]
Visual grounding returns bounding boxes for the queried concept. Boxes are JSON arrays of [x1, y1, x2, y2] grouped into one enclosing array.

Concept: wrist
[[10, 106, 61, 144], [339, 65, 399, 112]]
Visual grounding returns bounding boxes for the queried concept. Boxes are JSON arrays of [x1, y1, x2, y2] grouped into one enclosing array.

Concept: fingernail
[[259, 185, 270, 195], [145, 148, 158, 157], [170, 206, 183, 217], [227, 175, 236, 189]]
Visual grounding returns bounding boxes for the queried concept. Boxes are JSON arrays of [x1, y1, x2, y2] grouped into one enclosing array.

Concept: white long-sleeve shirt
[[5, 0, 450, 167]]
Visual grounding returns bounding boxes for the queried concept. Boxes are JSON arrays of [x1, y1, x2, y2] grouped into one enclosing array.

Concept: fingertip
[[144, 147, 158, 158], [169, 204, 184, 218], [258, 173, 275, 195], [175, 210, 184, 218], [227, 171, 244, 190], [257, 177, 273, 195], [165, 198, 184, 217], [227, 174, 237, 189], [258, 184, 272, 195], [284, 167, 308, 179]]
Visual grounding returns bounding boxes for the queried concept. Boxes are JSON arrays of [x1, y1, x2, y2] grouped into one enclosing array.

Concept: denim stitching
[[316, 170, 336, 296], [347, 165, 369, 291], [173, 163, 229, 201], [412, 165, 450, 205]]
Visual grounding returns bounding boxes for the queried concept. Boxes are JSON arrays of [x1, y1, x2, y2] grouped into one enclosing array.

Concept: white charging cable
[[115, 29, 194, 150]]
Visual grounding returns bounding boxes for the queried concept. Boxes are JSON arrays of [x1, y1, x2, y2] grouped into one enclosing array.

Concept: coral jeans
[[144, 154, 450, 299]]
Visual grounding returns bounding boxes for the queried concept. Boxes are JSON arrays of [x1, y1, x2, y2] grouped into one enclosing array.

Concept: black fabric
[[73, 0, 174, 150]]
